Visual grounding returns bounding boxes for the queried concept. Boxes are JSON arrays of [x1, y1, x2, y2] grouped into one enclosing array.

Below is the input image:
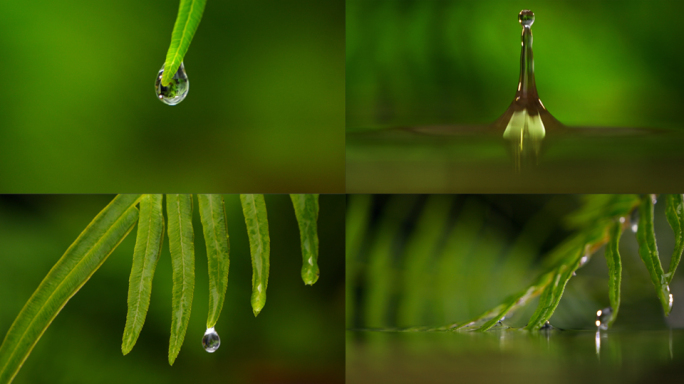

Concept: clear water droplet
[[668, 288, 674, 312], [651, 194, 658, 205], [519, 10, 535, 27], [155, 62, 189, 105], [578, 255, 589, 268], [540, 321, 553, 330], [595, 307, 612, 330], [202, 327, 220, 353], [495, 10, 563, 170], [630, 209, 640, 233]]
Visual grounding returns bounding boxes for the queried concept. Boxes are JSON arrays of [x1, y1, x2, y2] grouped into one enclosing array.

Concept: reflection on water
[[347, 329, 683, 384]]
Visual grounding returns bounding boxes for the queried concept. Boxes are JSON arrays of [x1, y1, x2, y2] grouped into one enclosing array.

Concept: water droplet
[[669, 292, 674, 312], [578, 255, 589, 268], [155, 62, 189, 105], [630, 209, 640, 233], [651, 194, 658, 205], [619, 216, 626, 224], [519, 10, 535, 27], [595, 307, 612, 330], [494, 10, 563, 170], [540, 321, 553, 330], [202, 327, 220, 353]]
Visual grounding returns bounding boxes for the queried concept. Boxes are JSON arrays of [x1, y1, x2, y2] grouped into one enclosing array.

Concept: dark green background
[[0, 1, 345, 192], [0, 194, 345, 383], [347, 0, 684, 131]]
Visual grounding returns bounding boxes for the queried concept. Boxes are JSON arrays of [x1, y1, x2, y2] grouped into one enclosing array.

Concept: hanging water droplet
[[494, 10, 564, 170], [155, 62, 189, 105], [578, 255, 589, 268], [202, 327, 220, 353], [651, 194, 658, 205], [630, 209, 640, 233], [540, 321, 553, 330], [595, 307, 612, 330]]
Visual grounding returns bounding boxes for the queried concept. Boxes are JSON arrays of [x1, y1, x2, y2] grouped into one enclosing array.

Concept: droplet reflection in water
[[595, 307, 613, 331], [155, 62, 189, 105], [202, 327, 221, 353], [494, 10, 564, 170]]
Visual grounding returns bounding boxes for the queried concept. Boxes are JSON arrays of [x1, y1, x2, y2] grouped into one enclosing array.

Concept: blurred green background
[[0, 1, 344, 192], [0, 194, 345, 384], [347, 0, 684, 131]]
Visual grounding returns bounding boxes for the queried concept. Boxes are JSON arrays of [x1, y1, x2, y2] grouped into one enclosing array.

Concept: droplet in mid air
[[202, 327, 221, 353], [595, 307, 613, 330], [493, 10, 564, 170], [630, 209, 640, 233], [155, 62, 189, 105]]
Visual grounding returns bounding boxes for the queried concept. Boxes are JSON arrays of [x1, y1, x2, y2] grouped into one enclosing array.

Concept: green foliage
[[198, 194, 230, 329], [240, 194, 271, 317], [665, 194, 684, 284], [290, 194, 320, 285], [0, 194, 323, 382], [122, 194, 165, 355], [604, 220, 622, 328], [0, 195, 141, 383], [166, 194, 196, 365], [636, 195, 672, 317], [162, 0, 207, 86]]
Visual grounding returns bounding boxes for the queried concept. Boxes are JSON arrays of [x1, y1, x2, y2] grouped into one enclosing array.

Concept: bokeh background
[[0, 194, 345, 384], [0, 0, 344, 192], [347, 0, 684, 131]]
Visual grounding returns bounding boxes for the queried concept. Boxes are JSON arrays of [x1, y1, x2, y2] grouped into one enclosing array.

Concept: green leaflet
[[161, 0, 207, 86], [665, 194, 684, 285], [198, 195, 230, 329], [0, 195, 141, 384], [240, 194, 270, 317], [604, 220, 623, 328], [166, 194, 195, 365], [636, 195, 672, 316], [290, 194, 320, 285], [122, 195, 165, 355]]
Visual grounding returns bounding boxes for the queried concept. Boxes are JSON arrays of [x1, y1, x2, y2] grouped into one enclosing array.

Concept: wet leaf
[[240, 194, 270, 317], [0, 195, 141, 383], [290, 194, 320, 285], [198, 194, 230, 329], [604, 220, 623, 328], [665, 194, 684, 285], [166, 194, 195, 365], [122, 195, 165, 355], [161, 0, 207, 86], [636, 195, 672, 316]]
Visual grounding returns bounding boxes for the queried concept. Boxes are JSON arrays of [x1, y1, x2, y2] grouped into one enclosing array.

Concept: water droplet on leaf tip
[[519, 10, 535, 27], [630, 209, 640, 233], [155, 62, 189, 105], [595, 307, 612, 330], [202, 327, 221, 353]]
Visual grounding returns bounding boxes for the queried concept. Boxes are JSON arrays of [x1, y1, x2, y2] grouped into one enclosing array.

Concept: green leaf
[[122, 195, 165, 355], [198, 194, 230, 329], [166, 194, 195, 365], [665, 194, 684, 285], [161, 0, 207, 86], [636, 195, 672, 316], [290, 194, 320, 285], [240, 194, 270, 317], [604, 220, 623, 328], [0, 195, 141, 383]]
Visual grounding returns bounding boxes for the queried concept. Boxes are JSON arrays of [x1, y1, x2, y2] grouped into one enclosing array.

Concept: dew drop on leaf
[[202, 327, 221, 353], [155, 62, 189, 105]]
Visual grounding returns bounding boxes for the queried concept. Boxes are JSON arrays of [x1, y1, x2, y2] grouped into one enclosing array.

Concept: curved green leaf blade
[[665, 194, 684, 285], [0, 195, 141, 384], [161, 0, 207, 86], [198, 194, 230, 329], [636, 195, 672, 316], [240, 194, 270, 317], [604, 220, 623, 328], [290, 194, 320, 285], [122, 194, 165, 355], [166, 194, 195, 365]]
